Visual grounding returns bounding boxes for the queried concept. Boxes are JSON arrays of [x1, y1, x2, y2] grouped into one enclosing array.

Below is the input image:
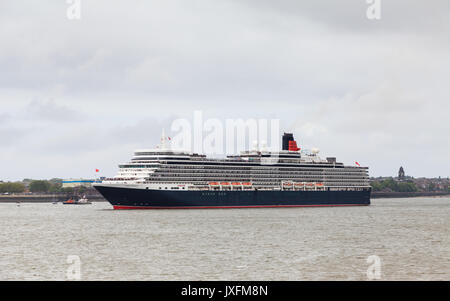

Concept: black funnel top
[[282, 133, 294, 151]]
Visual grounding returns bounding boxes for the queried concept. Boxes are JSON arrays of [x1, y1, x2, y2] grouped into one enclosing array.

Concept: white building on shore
[[62, 179, 96, 188]]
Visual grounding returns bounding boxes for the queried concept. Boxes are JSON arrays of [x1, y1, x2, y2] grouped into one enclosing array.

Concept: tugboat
[[63, 195, 92, 205]]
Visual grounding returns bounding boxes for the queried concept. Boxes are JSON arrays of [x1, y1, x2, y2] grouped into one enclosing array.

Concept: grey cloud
[[23, 99, 86, 122], [0, 113, 11, 124], [35, 117, 175, 155], [0, 1, 449, 180], [233, 0, 450, 34], [0, 127, 29, 146], [1, 1, 448, 103]]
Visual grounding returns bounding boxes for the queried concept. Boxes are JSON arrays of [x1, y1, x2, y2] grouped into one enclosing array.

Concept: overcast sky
[[1, 0, 449, 181]]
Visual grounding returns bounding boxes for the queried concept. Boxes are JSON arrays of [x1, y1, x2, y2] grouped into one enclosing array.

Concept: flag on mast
[[355, 161, 360, 167]]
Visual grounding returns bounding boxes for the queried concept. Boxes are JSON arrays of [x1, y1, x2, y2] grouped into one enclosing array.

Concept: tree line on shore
[[370, 177, 450, 193], [0, 180, 88, 195], [370, 178, 418, 192]]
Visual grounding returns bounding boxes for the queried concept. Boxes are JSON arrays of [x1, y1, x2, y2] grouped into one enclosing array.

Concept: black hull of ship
[[94, 186, 371, 209]]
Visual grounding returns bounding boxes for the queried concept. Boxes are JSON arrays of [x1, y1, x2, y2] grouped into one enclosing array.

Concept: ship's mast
[[160, 128, 171, 150]]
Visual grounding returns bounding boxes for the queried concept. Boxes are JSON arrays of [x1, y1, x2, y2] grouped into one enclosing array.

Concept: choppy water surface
[[0, 197, 448, 280]]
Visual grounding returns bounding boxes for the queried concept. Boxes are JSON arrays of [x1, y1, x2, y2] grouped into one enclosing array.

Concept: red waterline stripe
[[113, 204, 369, 210]]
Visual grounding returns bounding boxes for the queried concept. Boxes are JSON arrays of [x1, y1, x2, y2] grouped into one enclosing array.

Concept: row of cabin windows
[[154, 170, 367, 177], [146, 186, 187, 190], [155, 166, 366, 173]]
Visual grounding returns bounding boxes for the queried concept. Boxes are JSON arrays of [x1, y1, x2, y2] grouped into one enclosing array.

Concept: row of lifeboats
[[208, 182, 252, 186]]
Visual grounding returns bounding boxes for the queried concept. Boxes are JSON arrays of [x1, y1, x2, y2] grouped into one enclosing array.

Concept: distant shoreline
[[0, 194, 106, 203], [0, 192, 449, 203], [371, 191, 450, 198]]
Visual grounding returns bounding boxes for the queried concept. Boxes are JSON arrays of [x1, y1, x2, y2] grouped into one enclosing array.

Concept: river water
[[0, 197, 448, 280]]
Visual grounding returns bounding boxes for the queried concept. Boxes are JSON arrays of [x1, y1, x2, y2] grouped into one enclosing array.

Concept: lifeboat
[[306, 183, 315, 186], [231, 182, 242, 186], [220, 182, 231, 186], [294, 182, 304, 186], [208, 182, 219, 186], [316, 183, 324, 187], [283, 182, 293, 186], [242, 182, 252, 186]]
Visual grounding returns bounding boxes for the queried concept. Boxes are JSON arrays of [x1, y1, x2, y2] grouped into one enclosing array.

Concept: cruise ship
[[93, 132, 371, 209]]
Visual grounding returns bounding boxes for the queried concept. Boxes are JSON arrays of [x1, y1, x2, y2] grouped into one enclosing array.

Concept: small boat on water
[[63, 195, 92, 205]]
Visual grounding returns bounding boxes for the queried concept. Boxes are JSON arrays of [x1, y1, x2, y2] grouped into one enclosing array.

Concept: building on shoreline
[[370, 168, 450, 193], [62, 179, 96, 188], [398, 166, 406, 181]]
